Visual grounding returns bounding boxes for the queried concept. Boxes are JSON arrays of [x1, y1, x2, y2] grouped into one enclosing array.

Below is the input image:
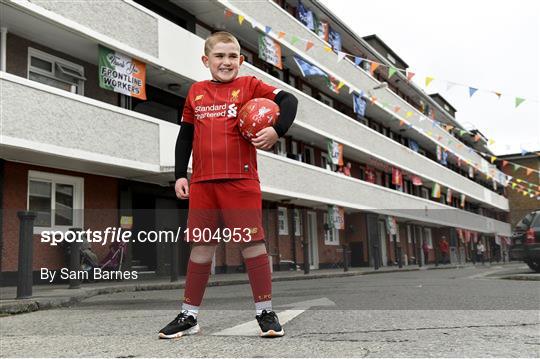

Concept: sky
[[319, 0, 539, 156]]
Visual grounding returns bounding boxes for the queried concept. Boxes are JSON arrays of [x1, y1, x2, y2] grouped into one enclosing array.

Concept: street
[[1, 264, 539, 357]]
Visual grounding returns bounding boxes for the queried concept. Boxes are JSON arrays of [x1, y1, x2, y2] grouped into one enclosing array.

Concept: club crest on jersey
[[194, 94, 204, 101], [231, 89, 240, 102]]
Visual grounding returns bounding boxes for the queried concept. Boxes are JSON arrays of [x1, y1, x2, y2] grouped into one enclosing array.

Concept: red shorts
[[186, 179, 264, 244]]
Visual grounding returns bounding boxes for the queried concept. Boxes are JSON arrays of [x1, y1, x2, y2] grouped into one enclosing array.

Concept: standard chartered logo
[[227, 103, 237, 118]]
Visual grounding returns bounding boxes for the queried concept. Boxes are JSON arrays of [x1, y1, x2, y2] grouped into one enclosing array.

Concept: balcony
[[217, 0, 508, 187], [258, 151, 511, 236], [1, 0, 509, 212], [0, 72, 178, 183]]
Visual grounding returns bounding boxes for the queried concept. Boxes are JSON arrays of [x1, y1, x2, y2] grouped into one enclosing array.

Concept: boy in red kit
[[158, 31, 298, 339]]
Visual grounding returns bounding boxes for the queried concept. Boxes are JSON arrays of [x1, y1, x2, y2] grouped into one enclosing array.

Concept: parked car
[[509, 210, 540, 272]]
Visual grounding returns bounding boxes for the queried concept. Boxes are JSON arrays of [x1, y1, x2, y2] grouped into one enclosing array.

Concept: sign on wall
[[258, 34, 283, 70], [99, 45, 146, 100]]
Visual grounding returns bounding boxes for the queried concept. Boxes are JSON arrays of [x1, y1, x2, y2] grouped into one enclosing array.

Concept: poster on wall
[[328, 205, 345, 230], [258, 34, 283, 70], [99, 45, 146, 100]]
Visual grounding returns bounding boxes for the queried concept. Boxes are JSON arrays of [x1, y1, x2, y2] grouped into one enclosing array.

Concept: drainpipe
[[1, 27, 7, 72]]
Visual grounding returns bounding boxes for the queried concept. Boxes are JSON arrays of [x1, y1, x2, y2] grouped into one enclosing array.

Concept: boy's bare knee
[[190, 244, 217, 263], [241, 241, 267, 259]]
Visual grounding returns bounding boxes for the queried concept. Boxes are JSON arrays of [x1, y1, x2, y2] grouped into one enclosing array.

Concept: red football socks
[[245, 253, 272, 312], [182, 260, 212, 308]]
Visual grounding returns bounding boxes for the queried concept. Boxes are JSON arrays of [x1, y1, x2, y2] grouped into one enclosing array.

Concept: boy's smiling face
[[202, 41, 244, 83]]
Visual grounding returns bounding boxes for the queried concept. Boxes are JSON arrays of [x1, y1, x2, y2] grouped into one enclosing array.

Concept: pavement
[[0, 261, 530, 316]]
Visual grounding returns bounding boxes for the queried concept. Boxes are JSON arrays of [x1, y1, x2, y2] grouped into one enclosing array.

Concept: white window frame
[[324, 215, 340, 246], [294, 209, 302, 236], [320, 152, 331, 170], [275, 138, 287, 156], [291, 140, 298, 155], [27, 47, 85, 95], [319, 92, 334, 107], [303, 146, 315, 165], [27, 170, 84, 234], [423, 228, 433, 249], [278, 207, 288, 235]]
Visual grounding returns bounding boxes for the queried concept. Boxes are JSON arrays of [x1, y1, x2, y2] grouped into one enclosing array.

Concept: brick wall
[[1, 161, 118, 272]]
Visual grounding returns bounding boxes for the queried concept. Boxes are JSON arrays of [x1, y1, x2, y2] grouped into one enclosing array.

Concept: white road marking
[[211, 297, 336, 336]]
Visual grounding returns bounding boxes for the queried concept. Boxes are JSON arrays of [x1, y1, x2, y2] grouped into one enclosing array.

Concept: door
[[307, 211, 319, 269]]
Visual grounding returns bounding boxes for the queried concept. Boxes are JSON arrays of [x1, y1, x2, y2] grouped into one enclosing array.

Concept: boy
[[158, 31, 298, 339]]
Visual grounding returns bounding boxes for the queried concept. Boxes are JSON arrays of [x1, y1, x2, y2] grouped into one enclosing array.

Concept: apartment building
[[0, 0, 512, 284]]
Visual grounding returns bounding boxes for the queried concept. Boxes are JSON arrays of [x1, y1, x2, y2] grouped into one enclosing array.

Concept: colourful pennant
[[406, 71, 415, 81], [425, 76, 434, 87], [278, 31, 286, 39], [515, 97, 525, 107], [469, 87, 478, 97], [370, 62, 380, 74], [238, 15, 245, 25], [305, 40, 314, 51], [388, 67, 397, 78]]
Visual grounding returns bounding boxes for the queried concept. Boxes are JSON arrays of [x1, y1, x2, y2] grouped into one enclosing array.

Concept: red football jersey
[[181, 76, 280, 183]]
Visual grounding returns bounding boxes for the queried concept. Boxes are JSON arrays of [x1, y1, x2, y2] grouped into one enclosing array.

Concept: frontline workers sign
[[99, 45, 146, 100]]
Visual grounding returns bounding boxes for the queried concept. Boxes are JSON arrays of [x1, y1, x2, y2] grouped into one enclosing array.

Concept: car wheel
[[526, 260, 540, 273]]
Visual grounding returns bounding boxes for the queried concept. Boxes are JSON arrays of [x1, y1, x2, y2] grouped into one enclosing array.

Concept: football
[[237, 98, 280, 141]]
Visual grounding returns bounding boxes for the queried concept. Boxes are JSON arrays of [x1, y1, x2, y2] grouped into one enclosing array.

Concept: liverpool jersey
[[181, 76, 280, 183]]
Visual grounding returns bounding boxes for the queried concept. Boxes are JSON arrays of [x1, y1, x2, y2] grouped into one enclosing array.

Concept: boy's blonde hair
[[204, 31, 241, 55]]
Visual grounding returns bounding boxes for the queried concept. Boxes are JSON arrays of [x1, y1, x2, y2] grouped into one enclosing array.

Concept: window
[[278, 207, 288, 235], [319, 92, 334, 107], [275, 138, 287, 156], [303, 146, 315, 165], [321, 153, 331, 170], [28, 48, 85, 95], [294, 209, 302, 236], [423, 228, 433, 248], [369, 121, 380, 133], [288, 75, 297, 88], [301, 83, 312, 96], [240, 49, 254, 64], [421, 187, 429, 199], [195, 24, 211, 39], [28, 171, 84, 231], [324, 215, 339, 246], [291, 140, 298, 155]]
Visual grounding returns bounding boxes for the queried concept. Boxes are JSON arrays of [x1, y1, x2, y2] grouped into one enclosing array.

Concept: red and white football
[[237, 98, 280, 141]]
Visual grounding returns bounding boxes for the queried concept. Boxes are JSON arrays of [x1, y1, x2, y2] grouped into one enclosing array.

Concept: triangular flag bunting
[[526, 168, 533, 176], [324, 46, 332, 52], [354, 57, 363, 66], [388, 67, 397, 78], [425, 76, 434, 87], [278, 31, 286, 39], [513, 164, 521, 171], [305, 40, 314, 51], [502, 160, 509, 167], [405, 111, 413, 118], [238, 15, 245, 25], [406, 71, 415, 81], [490, 156, 496, 164], [370, 62, 380, 74], [265, 26, 272, 34], [337, 51, 347, 62], [224, 9, 233, 17], [291, 35, 299, 45], [394, 106, 400, 113], [515, 97, 525, 107], [488, 138, 495, 145], [469, 87, 478, 97], [337, 81, 345, 90], [494, 91, 502, 99]]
